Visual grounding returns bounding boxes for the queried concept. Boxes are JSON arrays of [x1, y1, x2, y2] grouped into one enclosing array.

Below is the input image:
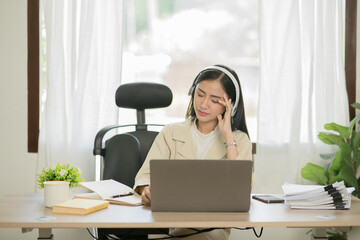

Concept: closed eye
[[196, 87, 222, 102]]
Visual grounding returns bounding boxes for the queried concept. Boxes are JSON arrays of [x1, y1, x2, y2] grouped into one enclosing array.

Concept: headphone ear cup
[[188, 84, 195, 96], [188, 75, 199, 96]]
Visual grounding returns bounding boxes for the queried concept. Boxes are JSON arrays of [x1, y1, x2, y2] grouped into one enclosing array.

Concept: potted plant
[[301, 103, 360, 240], [301, 103, 360, 197], [37, 163, 83, 207]]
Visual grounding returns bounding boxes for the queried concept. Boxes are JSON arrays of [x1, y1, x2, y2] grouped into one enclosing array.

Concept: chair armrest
[[93, 124, 136, 156]]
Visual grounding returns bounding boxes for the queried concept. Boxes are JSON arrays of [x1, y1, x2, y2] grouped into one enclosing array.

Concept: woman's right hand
[[140, 185, 151, 205]]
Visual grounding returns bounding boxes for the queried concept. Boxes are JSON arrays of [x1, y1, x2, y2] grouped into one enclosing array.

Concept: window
[[28, 0, 357, 152], [119, 0, 260, 140]]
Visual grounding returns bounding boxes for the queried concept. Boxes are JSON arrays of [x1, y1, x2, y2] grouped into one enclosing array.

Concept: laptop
[[150, 159, 253, 212]]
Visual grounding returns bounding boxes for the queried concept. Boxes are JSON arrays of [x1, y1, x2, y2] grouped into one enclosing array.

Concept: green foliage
[[301, 163, 328, 185], [301, 103, 360, 198], [37, 163, 84, 189], [306, 227, 351, 240], [302, 104, 360, 240], [327, 227, 350, 240]]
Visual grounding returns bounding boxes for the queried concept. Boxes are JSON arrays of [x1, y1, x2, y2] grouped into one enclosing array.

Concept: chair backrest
[[93, 82, 172, 187], [102, 133, 141, 187]]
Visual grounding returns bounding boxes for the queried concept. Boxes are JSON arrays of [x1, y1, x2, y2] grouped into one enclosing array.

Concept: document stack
[[282, 181, 355, 209]]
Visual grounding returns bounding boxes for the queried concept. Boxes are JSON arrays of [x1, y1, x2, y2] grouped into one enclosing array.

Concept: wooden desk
[[1, 193, 360, 239]]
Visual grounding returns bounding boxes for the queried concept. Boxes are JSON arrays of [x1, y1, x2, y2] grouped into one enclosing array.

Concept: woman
[[134, 64, 252, 240]]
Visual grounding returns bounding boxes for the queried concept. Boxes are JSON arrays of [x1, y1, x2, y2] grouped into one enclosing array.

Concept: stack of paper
[[282, 181, 355, 209]]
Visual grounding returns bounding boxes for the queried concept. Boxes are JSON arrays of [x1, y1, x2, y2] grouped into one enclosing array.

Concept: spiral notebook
[[150, 159, 253, 212]]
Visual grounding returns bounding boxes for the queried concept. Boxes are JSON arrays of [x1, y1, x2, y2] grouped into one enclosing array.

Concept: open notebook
[[74, 179, 142, 206], [150, 159, 253, 212]]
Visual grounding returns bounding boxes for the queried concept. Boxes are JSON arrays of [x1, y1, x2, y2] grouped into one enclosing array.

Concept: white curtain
[[37, 0, 123, 184], [255, 0, 349, 193]]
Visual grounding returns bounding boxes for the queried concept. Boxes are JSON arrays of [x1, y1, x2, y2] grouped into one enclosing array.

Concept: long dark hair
[[185, 64, 249, 137]]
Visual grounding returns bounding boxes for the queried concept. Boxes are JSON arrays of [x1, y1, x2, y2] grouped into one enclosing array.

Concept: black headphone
[[188, 66, 240, 117]]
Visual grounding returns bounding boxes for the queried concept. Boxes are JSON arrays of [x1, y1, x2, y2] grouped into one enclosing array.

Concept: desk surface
[[1, 193, 360, 229]]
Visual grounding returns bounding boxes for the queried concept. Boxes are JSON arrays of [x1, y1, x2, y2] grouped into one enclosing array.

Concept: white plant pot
[[44, 181, 70, 208]]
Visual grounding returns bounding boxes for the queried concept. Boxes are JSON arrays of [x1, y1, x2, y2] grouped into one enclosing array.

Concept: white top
[[190, 120, 220, 159]]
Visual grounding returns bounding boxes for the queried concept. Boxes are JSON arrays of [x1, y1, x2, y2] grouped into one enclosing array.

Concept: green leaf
[[324, 122, 349, 139], [338, 165, 357, 188], [348, 116, 358, 137], [351, 102, 360, 110], [327, 150, 343, 179], [318, 132, 343, 146], [301, 163, 328, 185], [329, 175, 343, 184], [352, 132, 360, 169], [353, 147, 360, 170], [352, 131, 360, 159], [340, 143, 352, 167]]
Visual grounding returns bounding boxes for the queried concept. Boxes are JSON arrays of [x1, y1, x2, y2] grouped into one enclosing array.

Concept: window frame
[[345, 0, 357, 120], [27, 0, 357, 153], [28, 0, 39, 153]]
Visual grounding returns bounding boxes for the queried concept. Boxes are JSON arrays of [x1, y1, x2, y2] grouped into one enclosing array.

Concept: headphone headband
[[188, 66, 240, 117]]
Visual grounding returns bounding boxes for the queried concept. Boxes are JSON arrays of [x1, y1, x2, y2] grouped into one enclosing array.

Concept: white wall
[[0, 0, 88, 239], [0, 0, 359, 239], [0, 1, 37, 192]]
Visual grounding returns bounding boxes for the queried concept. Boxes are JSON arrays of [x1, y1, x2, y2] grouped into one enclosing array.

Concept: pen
[[111, 192, 133, 198]]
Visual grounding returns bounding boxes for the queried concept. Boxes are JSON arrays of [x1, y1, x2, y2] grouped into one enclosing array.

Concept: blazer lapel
[[172, 119, 197, 159]]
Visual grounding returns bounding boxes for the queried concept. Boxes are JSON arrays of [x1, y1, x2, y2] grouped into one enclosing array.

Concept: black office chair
[[93, 82, 173, 240]]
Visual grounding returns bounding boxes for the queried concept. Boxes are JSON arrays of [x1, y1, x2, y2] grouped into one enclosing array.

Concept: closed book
[[52, 198, 109, 215]]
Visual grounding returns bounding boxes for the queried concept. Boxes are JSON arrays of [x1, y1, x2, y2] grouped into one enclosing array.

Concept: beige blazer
[[134, 118, 253, 191]]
